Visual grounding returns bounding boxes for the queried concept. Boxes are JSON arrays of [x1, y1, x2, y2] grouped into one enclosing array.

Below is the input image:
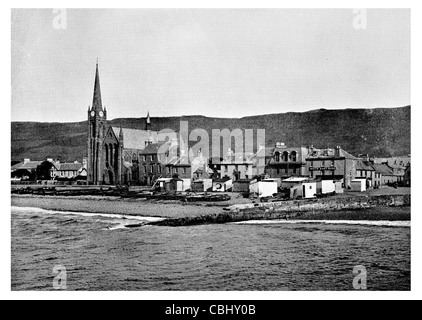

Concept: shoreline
[[12, 194, 410, 226]]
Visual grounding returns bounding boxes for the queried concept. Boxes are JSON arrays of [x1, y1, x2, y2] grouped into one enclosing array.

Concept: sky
[[11, 9, 410, 123]]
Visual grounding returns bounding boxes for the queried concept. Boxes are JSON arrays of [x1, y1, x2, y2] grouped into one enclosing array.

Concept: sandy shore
[[12, 187, 411, 221], [11, 194, 230, 218]]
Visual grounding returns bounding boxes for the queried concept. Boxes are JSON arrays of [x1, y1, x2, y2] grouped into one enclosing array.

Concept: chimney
[[335, 146, 341, 157]]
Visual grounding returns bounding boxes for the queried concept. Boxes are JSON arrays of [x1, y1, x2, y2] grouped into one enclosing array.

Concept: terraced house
[[305, 146, 359, 188], [265, 142, 309, 179]]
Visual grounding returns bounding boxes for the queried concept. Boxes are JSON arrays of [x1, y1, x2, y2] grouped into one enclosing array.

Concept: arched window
[[282, 152, 289, 162], [290, 151, 297, 162], [275, 152, 280, 162]]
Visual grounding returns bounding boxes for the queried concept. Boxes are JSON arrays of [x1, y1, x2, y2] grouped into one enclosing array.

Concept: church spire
[[145, 111, 151, 131], [92, 60, 103, 112]]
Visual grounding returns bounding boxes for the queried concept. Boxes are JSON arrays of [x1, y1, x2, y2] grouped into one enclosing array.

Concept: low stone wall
[[227, 194, 411, 213], [150, 194, 410, 227]]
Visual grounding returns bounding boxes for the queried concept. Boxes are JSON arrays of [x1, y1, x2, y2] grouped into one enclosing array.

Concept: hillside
[[11, 106, 411, 162]]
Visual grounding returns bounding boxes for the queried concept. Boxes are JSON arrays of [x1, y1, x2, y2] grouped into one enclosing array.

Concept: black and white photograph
[[6, 5, 418, 300]]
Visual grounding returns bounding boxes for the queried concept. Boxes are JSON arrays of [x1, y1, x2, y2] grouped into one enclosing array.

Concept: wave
[[232, 219, 410, 228], [11, 206, 165, 223]]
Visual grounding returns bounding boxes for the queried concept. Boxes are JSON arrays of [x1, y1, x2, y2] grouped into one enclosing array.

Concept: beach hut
[[335, 181, 344, 194], [249, 180, 278, 198], [192, 179, 213, 192], [350, 179, 366, 192], [165, 178, 184, 193], [213, 178, 233, 192], [290, 182, 317, 199], [233, 179, 251, 193], [281, 177, 309, 190], [155, 178, 172, 191], [317, 180, 336, 194], [181, 179, 191, 191]]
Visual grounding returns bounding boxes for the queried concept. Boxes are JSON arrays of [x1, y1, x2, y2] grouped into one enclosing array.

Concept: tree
[[36, 161, 54, 180]]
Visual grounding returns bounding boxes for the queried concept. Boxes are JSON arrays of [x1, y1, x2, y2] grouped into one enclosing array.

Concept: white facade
[[249, 181, 278, 198]]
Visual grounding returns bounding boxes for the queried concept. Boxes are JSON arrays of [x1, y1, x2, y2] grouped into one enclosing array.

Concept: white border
[[2, 1, 420, 300]]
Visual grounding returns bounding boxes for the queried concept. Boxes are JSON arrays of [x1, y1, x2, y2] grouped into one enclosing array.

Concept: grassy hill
[[11, 106, 411, 162]]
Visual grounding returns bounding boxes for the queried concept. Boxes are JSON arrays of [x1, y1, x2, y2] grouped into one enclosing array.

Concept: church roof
[[141, 142, 168, 154], [111, 127, 158, 150]]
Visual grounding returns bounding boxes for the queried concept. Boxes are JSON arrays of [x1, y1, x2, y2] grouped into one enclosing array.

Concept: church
[[87, 62, 159, 185]]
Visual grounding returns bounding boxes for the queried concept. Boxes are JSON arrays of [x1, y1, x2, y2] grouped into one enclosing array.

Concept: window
[[291, 151, 297, 162], [175, 168, 178, 174], [167, 167, 170, 174], [322, 161, 325, 167], [285, 167, 288, 174], [143, 166, 147, 173], [158, 166, 162, 174], [282, 152, 289, 162], [224, 165, 228, 172], [150, 155, 154, 162], [183, 168, 186, 174], [277, 168, 280, 175], [142, 155, 146, 162], [293, 168, 297, 174], [150, 166, 154, 173], [331, 160, 335, 166], [275, 152, 280, 162]]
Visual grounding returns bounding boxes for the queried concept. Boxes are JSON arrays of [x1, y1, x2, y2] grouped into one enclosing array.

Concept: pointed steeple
[[119, 126, 124, 141], [92, 60, 103, 113], [145, 111, 151, 131]]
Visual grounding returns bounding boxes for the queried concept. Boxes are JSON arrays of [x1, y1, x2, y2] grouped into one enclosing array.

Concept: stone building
[[265, 142, 309, 179], [87, 63, 158, 185], [305, 146, 359, 188]]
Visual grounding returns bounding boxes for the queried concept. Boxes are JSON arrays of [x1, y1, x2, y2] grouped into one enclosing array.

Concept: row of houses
[[120, 140, 411, 190], [11, 158, 87, 182], [12, 141, 411, 190], [264, 143, 410, 188]]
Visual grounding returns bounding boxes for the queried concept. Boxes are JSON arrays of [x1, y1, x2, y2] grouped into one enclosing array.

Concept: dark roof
[[371, 163, 395, 175], [111, 127, 158, 150], [306, 147, 359, 160], [214, 177, 232, 183], [11, 161, 43, 171], [57, 163, 82, 171], [356, 161, 375, 171], [140, 142, 168, 154]]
